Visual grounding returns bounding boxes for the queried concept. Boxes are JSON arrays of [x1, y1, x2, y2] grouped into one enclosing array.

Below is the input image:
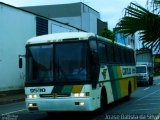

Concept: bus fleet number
[[30, 88, 46, 93]]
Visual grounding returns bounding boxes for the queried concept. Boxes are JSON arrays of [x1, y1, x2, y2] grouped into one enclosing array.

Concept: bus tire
[[99, 88, 107, 113]]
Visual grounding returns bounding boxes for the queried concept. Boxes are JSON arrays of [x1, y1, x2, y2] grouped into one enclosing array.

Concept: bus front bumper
[[26, 97, 96, 112]]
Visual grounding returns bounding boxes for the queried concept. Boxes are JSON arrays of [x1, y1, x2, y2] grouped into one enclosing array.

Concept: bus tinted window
[[130, 50, 135, 64], [120, 48, 124, 64], [107, 44, 114, 63], [89, 40, 98, 52], [118, 47, 122, 63], [98, 42, 107, 64], [114, 46, 120, 63]]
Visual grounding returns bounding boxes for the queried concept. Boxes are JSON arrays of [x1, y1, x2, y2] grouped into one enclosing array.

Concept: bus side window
[[129, 50, 132, 64], [133, 51, 136, 64], [126, 50, 130, 64], [131, 50, 135, 64], [118, 47, 122, 64], [107, 44, 114, 63], [89, 40, 98, 52], [115, 46, 120, 64], [120, 48, 124, 64], [105, 44, 109, 63], [124, 49, 128, 64], [98, 42, 107, 64], [113, 46, 117, 63]]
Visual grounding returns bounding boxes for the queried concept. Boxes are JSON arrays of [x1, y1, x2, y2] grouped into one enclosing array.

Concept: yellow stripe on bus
[[117, 66, 122, 78], [119, 78, 129, 97], [72, 85, 83, 93]]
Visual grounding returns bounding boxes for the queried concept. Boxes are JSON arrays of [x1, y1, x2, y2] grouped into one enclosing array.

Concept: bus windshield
[[55, 42, 87, 82], [136, 66, 147, 73], [27, 45, 53, 83], [26, 42, 88, 84]]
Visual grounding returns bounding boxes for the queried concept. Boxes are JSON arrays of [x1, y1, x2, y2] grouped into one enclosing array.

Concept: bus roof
[[26, 32, 95, 45], [26, 32, 134, 50]]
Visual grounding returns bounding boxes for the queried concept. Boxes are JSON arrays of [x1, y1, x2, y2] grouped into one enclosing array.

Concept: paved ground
[[0, 77, 160, 120], [0, 89, 25, 105]]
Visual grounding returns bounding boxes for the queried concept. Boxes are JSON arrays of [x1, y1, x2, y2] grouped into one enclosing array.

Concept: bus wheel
[[99, 89, 107, 113]]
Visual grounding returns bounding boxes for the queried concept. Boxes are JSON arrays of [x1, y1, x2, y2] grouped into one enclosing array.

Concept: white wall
[[0, 4, 36, 91], [81, 3, 100, 34], [48, 20, 78, 34], [54, 15, 98, 34], [0, 3, 80, 91], [82, 12, 98, 34]]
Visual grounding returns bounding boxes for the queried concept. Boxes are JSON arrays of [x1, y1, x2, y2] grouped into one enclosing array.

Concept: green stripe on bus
[[108, 65, 123, 100], [111, 81, 118, 100], [108, 66, 117, 100], [113, 66, 118, 79], [62, 85, 73, 94], [115, 80, 122, 98], [117, 66, 122, 78], [52, 86, 64, 93]]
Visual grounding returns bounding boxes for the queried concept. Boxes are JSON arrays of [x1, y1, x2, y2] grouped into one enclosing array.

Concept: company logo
[[122, 68, 131, 75], [102, 68, 107, 80], [30, 88, 46, 93]]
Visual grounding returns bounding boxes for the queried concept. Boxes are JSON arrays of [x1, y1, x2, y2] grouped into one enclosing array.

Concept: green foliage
[[115, 2, 160, 52], [100, 28, 115, 41]]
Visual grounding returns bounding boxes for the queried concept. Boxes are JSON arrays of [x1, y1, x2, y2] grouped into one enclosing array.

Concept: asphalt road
[[1, 76, 160, 120]]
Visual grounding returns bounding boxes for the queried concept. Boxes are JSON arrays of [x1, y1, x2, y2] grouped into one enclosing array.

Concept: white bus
[[20, 32, 137, 114]]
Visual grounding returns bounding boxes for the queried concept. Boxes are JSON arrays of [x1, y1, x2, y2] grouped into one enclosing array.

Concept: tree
[[115, 0, 160, 52], [100, 28, 115, 41]]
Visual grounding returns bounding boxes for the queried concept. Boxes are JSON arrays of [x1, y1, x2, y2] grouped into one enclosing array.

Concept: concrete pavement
[[0, 89, 25, 105]]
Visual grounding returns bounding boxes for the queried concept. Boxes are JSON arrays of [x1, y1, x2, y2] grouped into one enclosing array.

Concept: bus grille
[[40, 93, 70, 98]]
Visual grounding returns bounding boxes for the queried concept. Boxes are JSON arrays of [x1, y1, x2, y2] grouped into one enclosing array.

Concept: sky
[[0, 0, 147, 30]]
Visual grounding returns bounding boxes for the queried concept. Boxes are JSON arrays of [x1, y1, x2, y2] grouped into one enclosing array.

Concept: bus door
[[89, 39, 100, 88]]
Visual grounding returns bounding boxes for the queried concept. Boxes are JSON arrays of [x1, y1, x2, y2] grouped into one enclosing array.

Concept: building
[[21, 2, 108, 34], [115, 33, 135, 49], [136, 48, 153, 66], [0, 2, 82, 91]]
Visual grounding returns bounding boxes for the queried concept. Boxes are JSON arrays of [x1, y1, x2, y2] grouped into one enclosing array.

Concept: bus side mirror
[[19, 55, 25, 68], [19, 57, 23, 68]]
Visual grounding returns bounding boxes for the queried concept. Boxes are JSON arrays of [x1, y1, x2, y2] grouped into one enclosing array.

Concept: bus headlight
[[74, 93, 85, 97], [27, 94, 39, 99], [79, 102, 85, 106], [73, 92, 90, 97]]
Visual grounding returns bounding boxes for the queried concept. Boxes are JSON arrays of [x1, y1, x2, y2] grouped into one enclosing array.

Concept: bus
[[20, 32, 137, 114]]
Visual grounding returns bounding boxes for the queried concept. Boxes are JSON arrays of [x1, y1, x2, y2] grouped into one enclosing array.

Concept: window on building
[[36, 17, 48, 36]]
